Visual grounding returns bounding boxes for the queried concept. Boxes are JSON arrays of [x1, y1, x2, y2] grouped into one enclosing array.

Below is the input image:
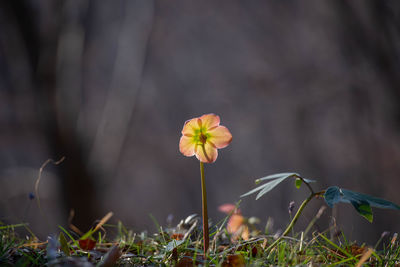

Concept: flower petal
[[200, 114, 220, 129], [208, 125, 232, 148], [218, 203, 241, 215], [179, 136, 195, 157], [195, 142, 218, 163], [227, 214, 244, 234], [181, 117, 201, 136]]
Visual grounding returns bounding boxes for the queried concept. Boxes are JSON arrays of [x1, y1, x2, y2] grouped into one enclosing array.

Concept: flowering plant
[[179, 114, 232, 255]]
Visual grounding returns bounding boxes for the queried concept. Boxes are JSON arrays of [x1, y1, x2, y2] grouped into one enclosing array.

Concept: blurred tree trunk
[[1, 0, 100, 231]]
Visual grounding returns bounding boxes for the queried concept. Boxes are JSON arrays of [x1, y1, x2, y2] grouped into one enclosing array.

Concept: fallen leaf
[[222, 254, 245, 267], [79, 238, 96, 250], [176, 256, 193, 267], [171, 233, 184, 240]]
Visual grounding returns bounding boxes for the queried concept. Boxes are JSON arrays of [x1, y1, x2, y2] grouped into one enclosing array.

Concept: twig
[[34, 157, 66, 212]]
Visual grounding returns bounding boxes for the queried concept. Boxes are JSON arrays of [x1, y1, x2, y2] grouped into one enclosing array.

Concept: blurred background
[[1, 0, 400, 244]]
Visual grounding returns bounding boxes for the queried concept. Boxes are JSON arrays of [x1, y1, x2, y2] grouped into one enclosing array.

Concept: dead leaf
[[79, 238, 96, 250], [222, 254, 245, 267], [171, 233, 184, 240], [176, 256, 193, 267]]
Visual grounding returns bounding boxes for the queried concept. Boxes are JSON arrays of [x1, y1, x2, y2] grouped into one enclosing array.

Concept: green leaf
[[240, 181, 275, 198], [255, 176, 289, 200], [255, 172, 300, 184], [242, 172, 316, 200], [341, 189, 400, 210], [58, 226, 79, 252], [59, 232, 70, 256], [165, 239, 185, 252], [241, 175, 292, 199], [295, 178, 302, 189], [324, 186, 400, 222], [351, 200, 373, 222], [80, 228, 95, 240], [324, 186, 347, 208]]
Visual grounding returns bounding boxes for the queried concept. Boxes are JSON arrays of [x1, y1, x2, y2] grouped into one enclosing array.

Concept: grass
[[0, 214, 399, 267], [2, 164, 398, 265]]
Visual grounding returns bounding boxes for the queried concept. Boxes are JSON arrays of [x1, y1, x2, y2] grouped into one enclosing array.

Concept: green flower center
[[192, 127, 210, 145]]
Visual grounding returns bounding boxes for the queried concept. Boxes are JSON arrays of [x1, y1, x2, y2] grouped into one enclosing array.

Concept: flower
[[218, 203, 240, 215], [218, 203, 250, 241], [179, 114, 232, 163]]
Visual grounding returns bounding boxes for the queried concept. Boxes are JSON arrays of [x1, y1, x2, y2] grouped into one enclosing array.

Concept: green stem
[[200, 161, 209, 256], [266, 192, 316, 253]]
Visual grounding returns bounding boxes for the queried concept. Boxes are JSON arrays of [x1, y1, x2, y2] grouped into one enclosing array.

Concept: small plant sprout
[[241, 172, 400, 253], [179, 114, 232, 256]]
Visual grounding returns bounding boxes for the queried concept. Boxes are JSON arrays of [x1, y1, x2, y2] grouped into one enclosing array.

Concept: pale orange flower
[[179, 114, 232, 163], [218, 203, 249, 241]]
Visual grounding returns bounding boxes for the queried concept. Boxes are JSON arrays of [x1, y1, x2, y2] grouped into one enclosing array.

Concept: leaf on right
[[324, 186, 400, 222]]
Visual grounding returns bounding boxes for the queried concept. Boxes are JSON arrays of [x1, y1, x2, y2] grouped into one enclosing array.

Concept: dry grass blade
[[355, 247, 374, 267], [18, 241, 48, 248], [94, 212, 114, 232]]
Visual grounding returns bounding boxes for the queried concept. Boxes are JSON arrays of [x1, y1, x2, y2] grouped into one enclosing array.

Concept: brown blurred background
[[1, 0, 400, 244]]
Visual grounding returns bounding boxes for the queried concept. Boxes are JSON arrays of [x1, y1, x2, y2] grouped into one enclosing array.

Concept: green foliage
[[1, 170, 400, 265], [242, 171, 400, 253], [324, 186, 400, 222], [295, 178, 302, 189], [353, 201, 374, 222], [0, 218, 400, 266], [242, 172, 400, 224], [165, 239, 185, 252], [58, 232, 70, 256], [241, 173, 315, 200]]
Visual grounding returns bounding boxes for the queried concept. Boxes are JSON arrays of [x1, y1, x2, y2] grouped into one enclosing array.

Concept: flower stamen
[[199, 133, 207, 144]]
